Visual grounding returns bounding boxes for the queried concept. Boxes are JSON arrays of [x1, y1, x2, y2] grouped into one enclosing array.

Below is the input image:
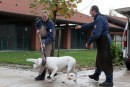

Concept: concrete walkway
[[0, 66, 130, 87]]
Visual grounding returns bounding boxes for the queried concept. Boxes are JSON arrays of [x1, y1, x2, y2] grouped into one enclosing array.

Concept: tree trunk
[[50, 10, 57, 56], [57, 28, 61, 57]]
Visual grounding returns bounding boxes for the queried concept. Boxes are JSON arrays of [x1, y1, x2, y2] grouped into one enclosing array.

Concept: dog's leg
[[71, 65, 77, 84], [67, 63, 74, 80], [50, 68, 58, 80], [47, 67, 58, 83], [47, 69, 51, 79], [67, 62, 77, 84], [67, 72, 71, 80]]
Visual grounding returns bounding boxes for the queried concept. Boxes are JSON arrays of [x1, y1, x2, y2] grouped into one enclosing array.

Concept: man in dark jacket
[[35, 10, 55, 81], [75, 5, 113, 86]]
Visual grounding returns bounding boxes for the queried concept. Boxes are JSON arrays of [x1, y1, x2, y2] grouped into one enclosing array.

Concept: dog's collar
[[42, 58, 46, 66]]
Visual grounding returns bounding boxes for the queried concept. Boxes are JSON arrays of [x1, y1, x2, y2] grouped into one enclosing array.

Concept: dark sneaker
[[99, 81, 113, 86], [88, 74, 99, 81], [35, 75, 45, 81]]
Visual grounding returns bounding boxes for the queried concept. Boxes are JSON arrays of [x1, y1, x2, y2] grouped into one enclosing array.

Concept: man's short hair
[[91, 5, 99, 12], [41, 10, 49, 16]]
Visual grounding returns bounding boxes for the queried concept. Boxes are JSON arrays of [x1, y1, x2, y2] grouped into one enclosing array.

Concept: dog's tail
[[26, 58, 37, 63]]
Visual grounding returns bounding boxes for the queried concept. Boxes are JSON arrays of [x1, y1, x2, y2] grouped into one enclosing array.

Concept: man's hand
[[85, 43, 90, 49], [41, 44, 45, 48], [75, 25, 81, 29], [37, 30, 40, 34]]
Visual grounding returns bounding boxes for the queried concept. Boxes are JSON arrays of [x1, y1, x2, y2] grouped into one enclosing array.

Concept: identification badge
[[94, 25, 96, 28], [50, 29, 52, 32]]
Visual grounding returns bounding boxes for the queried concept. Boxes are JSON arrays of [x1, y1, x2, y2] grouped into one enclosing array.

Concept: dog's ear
[[37, 58, 42, 65], [26, 58, 37, 63], [33, 64, 38, 69]]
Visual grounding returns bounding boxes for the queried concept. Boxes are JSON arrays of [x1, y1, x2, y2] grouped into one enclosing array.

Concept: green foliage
[[0, 51, 41, 65], [58, 50, 97, 68], [0, 45, 124, 68], [110, 43, 124, 65], [0, 50, 96, 68], [30, 0, 82, 18]]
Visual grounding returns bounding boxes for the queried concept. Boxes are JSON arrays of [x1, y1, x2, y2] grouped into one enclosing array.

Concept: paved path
[[0, 67, 130, 87]]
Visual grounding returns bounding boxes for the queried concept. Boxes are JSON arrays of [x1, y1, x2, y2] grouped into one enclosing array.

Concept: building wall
[[34, 27, 91, 50], [63, 28, 71, 49], [71, 29, 88, 49], [0, 23, 32, 50], [0, 14, 124, 50], [111, 32, 123, 46], [0, 24, 16, 50]]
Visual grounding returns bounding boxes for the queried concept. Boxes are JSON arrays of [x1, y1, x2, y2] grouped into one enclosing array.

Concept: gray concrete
[[0, 66, 130, 87]]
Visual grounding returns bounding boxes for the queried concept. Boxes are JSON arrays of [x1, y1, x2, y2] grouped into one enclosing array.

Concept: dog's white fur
[[26, 56, 77, 82]]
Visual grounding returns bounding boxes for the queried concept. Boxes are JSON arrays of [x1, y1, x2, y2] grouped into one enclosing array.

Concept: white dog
[[26, 56, 77, 82]]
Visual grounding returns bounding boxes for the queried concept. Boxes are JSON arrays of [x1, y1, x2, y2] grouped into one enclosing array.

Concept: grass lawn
[[0, 49, 97, 68]]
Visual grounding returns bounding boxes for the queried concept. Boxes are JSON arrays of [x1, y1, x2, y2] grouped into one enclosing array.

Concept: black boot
[[99, 74, 113, 86], [99, 81, 113, 86], [35, 69, 46, 81], [89, 74, 99, 81], [88, 69, 101, 81]]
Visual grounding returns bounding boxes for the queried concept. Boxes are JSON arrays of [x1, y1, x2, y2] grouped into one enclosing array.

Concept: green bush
[[110, 43, 124, 65]]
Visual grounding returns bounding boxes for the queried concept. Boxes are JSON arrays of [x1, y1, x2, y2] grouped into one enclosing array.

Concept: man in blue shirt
[[35, 10, 55, 81], [75, 5, 113, 86]]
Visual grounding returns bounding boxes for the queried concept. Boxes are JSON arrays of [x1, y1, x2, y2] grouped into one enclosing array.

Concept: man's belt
[[41, 37, 47, 39]]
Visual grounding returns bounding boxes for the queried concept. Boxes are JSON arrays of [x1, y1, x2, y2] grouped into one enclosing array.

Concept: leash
[[39, 34, 47, 66]]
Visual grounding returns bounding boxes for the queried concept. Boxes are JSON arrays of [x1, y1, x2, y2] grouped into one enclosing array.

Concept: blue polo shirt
[[81, 13, 112, 45], [35, 18, 55, 44]]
